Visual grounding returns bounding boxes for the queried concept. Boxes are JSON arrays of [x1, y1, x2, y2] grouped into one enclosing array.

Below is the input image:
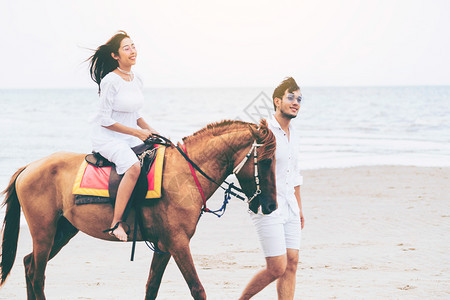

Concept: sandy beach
[[1, 166, 449, 299]]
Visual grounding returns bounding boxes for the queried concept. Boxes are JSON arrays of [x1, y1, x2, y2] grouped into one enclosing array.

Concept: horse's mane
[[183, 119, 251, 140], [254, 119, 276, 161], [182, 119, 276, 160]]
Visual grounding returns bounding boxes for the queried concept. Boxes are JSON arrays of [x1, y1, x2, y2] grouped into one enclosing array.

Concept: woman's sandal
[[103, 221, 130, 237]]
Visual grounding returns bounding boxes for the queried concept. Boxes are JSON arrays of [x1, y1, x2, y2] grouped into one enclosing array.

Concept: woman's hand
[[135, 129, 153, 141]]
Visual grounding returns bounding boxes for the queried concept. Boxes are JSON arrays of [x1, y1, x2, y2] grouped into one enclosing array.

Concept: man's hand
[[300, 211, 304, 229]]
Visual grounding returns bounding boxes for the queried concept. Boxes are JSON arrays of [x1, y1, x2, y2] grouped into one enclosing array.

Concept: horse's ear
[[249, 119, 269, 142], [257, 119, 270, 141], [250, 118, 276, 160], [259, 118, 268, 129], [249, 123, 259, 140]]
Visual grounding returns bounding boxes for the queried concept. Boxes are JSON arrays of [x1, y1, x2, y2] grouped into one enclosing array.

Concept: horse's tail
[[0, 166, 26, 286]]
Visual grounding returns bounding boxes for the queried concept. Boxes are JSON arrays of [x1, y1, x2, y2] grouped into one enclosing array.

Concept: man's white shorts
[[251, 206, 302, 257]]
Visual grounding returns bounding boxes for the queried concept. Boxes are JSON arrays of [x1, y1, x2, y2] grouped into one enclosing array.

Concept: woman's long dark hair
[[88, 31, 129, 93]]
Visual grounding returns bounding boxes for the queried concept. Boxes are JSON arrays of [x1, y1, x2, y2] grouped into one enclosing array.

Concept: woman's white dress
[[91, 72, 144, 175]]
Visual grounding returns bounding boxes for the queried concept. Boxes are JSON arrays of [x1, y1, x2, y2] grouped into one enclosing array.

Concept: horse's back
[[16, 152, 85, 208], [18, 151, 84, 181]]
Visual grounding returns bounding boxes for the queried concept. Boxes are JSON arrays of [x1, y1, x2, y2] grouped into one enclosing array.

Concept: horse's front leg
[[171, 238, 206, 300], [145, 252, 172, 300]]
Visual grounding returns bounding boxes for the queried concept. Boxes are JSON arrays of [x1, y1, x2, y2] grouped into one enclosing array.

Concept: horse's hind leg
[[145, 252, 172, 300], [23, 217, 78, 300], [49, 216, 79, 260], [24, 228, 57, 300], [23, 253, 35, 300]]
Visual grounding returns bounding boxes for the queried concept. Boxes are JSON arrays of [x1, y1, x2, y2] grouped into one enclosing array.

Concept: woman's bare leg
[[110, 162, 141, 241]]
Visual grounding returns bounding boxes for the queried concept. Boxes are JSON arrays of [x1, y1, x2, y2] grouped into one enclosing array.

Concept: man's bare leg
[[277, 249, 299, 299], [239, 254, 287, 300]]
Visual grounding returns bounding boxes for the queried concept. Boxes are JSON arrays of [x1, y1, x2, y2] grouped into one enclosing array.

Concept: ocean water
[[1, 86, 449, 222], [1, 86, 449, 190]]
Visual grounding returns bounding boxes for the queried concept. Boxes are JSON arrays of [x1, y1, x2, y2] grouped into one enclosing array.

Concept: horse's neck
[[184, 131, 251, 199]]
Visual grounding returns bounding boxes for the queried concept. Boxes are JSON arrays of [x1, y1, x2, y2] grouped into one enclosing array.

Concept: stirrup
[[103, 221, 130, 236]]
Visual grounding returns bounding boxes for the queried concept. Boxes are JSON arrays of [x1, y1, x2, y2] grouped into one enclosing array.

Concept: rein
[[130, 133, 264, 259], [150, 134, 263, 210], [129, 134, 264, 259], [150, 134, 246, 200], [181, 144, 208, 211], [181, 141, 262, 217]]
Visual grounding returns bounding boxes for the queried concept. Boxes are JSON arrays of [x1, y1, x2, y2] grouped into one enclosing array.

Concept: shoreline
[[1, 165, 449, 299]]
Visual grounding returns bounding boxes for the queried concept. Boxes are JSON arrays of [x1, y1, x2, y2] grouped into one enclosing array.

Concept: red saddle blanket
[[72, 146, 165, 199]]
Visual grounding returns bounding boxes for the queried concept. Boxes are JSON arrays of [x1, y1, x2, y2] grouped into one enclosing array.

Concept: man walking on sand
[[240, 77, 304, 300]]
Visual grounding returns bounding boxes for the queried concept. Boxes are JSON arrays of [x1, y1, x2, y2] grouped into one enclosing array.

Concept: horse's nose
[[261, 197, 277, 215]]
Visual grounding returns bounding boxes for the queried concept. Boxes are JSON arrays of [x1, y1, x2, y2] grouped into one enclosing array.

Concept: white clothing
[[253, 116, 302, 217], [91, 72, 145, 174], [252, 204, 302, 257], [267, 116, 303, 215], [94, 141, 140, 175], [250, 115, 303, 256]]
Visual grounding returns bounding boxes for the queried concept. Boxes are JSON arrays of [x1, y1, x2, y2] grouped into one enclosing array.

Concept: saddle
[[72, 141, 166, 205], [85, 142, 154, 168]]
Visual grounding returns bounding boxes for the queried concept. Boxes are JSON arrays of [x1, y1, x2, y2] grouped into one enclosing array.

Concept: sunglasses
[[285, 93, 302, 104]]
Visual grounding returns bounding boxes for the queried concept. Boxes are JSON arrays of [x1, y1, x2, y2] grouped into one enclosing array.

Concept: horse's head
[[233, 119, 277, 215]]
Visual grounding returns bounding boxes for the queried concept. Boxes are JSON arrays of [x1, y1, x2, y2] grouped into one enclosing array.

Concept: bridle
[[130, 134, 267, 259], [147, 134, 265, 205], [232, 141, 263, 203]]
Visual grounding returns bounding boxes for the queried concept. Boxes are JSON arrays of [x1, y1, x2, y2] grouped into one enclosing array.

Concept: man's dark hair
[[272, 77, 300, 110]]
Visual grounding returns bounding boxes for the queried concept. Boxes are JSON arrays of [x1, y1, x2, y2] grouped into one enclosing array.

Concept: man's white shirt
[[265, 116, 303, 216]]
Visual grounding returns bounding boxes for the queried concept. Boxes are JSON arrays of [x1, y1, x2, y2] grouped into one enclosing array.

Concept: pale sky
[[1, 0, 449, 88]]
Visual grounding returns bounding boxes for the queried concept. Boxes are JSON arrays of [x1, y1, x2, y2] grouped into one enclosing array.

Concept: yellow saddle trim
[[146, 146, 165, 199], [72, 160, 110, 197], [72, 146, 166, 199]]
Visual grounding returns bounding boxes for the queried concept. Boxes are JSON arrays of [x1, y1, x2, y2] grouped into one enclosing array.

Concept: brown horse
[[0, 119, 277, 300]]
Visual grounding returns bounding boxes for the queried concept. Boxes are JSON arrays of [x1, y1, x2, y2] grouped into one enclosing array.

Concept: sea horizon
[[1, 85, 449, 172]]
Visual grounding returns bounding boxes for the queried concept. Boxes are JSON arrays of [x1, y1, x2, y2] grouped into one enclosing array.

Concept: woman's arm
[[137, 117, 159, 135], [103, 122, 152, 141]]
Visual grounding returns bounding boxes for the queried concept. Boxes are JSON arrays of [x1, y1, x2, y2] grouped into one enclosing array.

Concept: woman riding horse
[[89, 31, 158, 241]]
